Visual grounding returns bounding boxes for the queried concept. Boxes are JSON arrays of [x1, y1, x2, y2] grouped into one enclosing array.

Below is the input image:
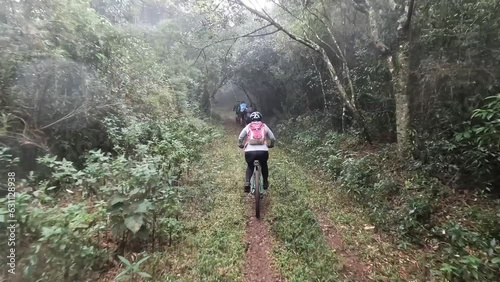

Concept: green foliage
[[468, 94, 500, 148], [278, 113, 500, 279], [1, 115, 219, 281], [451, 94, 500, 190], [0, 146, 19, 175], [116, 255, 152, 281], [0, 0, 205, 174], [323, 154, 344, 178], [432, 222, 500, 281], [24, 201, 108, 280], [339, 157, 376, 198]]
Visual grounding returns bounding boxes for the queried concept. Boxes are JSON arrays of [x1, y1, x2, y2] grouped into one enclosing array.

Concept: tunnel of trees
[[1, 0, 499, 281]]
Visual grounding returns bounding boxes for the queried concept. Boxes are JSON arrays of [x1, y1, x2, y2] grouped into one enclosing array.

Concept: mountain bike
[[250, 159, 264, 218], [235, 113, 245, 127]]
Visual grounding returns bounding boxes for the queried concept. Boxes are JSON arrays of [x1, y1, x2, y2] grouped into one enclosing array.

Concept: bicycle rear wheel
[[253, 165, 260, 218]]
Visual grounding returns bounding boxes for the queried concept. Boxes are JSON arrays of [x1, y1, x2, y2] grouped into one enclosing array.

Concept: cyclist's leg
[[256, 151, 269, 189], [244, 151, 257, 192], [239, 112, 245, 125]]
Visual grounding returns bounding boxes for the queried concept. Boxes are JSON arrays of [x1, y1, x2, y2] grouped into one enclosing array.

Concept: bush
[[432, 222, 500, 281], [323, 154, 344, 178], [339, 156, 376, 200], [372, 178, 400, 200], [278, 110, 500, 280], [0, 116, 219, 281], [23, 200, 108, 280]]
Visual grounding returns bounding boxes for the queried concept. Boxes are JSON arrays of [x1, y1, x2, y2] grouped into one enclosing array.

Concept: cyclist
[[238, 112, 275, 193], [233, 101, 240, 113], [244, 104, 254, 124], [238, 101, 247, 125], [233, 101, 241, 123]]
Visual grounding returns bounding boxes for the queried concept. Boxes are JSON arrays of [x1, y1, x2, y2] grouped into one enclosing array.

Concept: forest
[[0, 0, 499, 281]]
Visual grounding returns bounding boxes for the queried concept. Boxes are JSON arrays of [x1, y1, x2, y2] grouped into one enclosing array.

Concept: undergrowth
[[277, 113, 500, 281], [0, 116, 220, 281]]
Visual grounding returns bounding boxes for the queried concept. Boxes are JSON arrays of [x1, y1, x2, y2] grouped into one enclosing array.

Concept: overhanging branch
[[191, 23, 279, 66]]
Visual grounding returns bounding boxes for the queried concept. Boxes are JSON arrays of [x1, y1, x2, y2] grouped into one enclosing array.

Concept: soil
[[316, 212, 373, 281], [243, 195, 284, 282]]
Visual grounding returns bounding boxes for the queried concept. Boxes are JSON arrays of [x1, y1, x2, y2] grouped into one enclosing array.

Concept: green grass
[[275, 146, 432, 281], [268, 155, 341, 281], [188, 134, 247, 281], [301, 164, 434, 281], [144, 131, 247, 282]]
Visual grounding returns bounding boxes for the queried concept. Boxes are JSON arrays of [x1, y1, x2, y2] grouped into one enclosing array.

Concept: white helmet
[[249, 111, 262, 121]]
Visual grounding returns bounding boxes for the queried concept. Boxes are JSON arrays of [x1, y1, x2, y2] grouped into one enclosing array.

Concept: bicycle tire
[[254, 165, 260, 219]]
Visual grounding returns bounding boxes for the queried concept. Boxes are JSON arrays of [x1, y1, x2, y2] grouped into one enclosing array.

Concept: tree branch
[[191, 23, 278, 66], [351, 0, 390, 54], [231, 0, 319, 51], [402, 0, 416, 31]]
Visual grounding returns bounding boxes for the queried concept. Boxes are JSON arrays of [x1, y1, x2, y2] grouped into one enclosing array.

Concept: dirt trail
[[222, 116, 373, 281], [316, 212, 372, 281], [223, 118, 282, 282], [243, 197, 283, 282]]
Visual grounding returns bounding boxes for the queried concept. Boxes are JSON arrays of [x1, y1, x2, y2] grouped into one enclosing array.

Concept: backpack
[[247, 122, 267, 145], [240, 103, 247, 112]]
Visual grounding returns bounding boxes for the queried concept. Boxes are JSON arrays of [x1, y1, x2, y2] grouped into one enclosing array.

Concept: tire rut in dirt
[[316, 212, 372, 281], [243, 196, 283, 282]]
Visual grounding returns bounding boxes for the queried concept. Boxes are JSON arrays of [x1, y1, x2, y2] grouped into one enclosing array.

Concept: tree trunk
[[313, 60, 328, 112], [352, 0, 415, 153], [392, 43, 411, 155], [201, 79, 210, 113], [319, 49, 372, 143]]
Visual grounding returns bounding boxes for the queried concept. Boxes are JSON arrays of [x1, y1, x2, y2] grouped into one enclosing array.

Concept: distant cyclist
[[233, 101, 241, 124], [238, 111, 275, 193], [233, 101, 240, 113], [244, 104, 254, 124], [238, 101, 247, 125]]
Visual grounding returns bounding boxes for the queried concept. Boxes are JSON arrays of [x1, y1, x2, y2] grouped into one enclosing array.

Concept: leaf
[[130, 188, 141, 195], [492, 257, 500, 264], [125, 214, 143, 233], [138, 272, 152, 278], [136, 200, 152, 213], [115, 270, 130, 280], [117, 255, 133, 268], [41, 227, 55, 237], [136, 256, 150, 266], [110, 193, 127, 206]]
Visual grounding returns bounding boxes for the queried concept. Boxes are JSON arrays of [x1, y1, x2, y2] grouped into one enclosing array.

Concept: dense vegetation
[[1, 0, 499, 281]]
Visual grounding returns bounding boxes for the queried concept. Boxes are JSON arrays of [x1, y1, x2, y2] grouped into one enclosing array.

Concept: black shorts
[[244, 150, 269, 165]]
